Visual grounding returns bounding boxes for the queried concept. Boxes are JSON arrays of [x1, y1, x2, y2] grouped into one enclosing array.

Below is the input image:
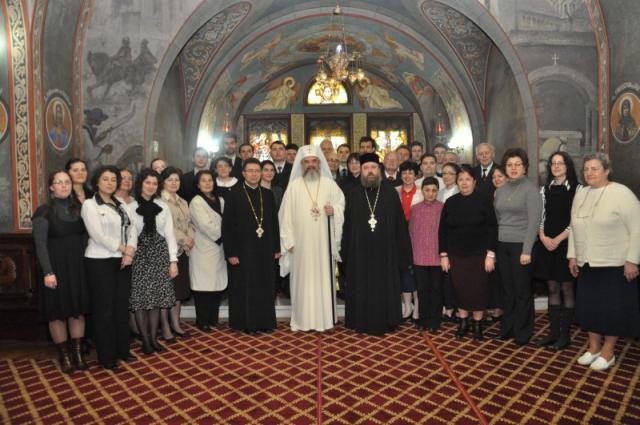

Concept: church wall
[[484, 46, 526, 163], [152, 61, 187, 171], [0, 5, 14, 232], [42, 0, 82, 172], [80, 0, 199, 174], [600, 0, 640, 196]]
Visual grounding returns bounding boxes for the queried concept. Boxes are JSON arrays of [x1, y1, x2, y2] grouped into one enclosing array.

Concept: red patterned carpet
[[1, 315, 639, 424]]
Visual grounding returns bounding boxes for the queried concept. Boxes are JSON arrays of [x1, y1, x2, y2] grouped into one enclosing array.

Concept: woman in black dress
[[439, 165, 497, 341], [535, 151, 579, 350], [32, 170, 90, 373]]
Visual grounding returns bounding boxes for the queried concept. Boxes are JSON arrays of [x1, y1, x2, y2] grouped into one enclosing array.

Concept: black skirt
[[173, 253, 191, 301], [576, 264, 640, 337], [534, 239, 572, 282], [449, 255, 490, 311]]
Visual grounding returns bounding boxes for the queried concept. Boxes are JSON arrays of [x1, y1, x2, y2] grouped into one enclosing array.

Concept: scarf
[[135, 197, 162, 234], [195, 189, 221, 215]]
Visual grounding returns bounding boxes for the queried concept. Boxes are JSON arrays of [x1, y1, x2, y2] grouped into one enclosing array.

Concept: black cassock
[[222, 184, 280, 332], [341, 182, 413, 335]]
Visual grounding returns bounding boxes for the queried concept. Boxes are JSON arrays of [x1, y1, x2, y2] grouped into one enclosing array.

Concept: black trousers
[[442, 272, 456, 310], [414, 265, 443, 328], [498, 242, 535, 343], [192, 290, 222, 327], [85, 258, 131, 366]]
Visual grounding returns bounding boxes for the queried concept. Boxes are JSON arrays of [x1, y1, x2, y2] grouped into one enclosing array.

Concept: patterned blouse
[[161, 190, 195, 256]]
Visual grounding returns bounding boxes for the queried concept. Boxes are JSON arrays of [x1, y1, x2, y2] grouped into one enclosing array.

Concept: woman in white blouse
[[189, 170, 227, 332], [129, 169, 178, 355], [81, 165, 137, 371], [568, 153, 640, 371]]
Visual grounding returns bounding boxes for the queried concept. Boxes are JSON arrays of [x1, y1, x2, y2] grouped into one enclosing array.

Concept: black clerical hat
[[359, 153, 379, 165]]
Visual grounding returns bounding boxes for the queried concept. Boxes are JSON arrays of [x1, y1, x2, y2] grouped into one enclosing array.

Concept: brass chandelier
[[314, 3, 365, 101]]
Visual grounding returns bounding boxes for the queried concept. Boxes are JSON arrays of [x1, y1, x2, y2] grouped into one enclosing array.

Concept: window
[[307, 81, 349, 105]]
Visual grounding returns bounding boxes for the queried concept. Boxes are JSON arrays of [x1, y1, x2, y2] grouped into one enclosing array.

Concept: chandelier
[[314, 3, 365, 101]]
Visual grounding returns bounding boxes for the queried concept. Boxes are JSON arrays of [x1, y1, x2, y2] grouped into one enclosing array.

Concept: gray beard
[[303, 169, 320, 181], [361, 174, 381, 188]]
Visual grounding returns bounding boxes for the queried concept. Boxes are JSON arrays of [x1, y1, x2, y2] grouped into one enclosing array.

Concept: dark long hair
[[65, 157, 93, 200], [545, 151, 579, 187], [134, 168, 160, 202]]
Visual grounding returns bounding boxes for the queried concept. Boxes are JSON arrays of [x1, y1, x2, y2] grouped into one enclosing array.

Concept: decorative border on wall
[[421, 0, 491, 108], [178, 2, 251, 115], [585, 0, 610, 153], [71, 0, 95, 158], [31, 0, 47, 204], [5, 0, 34, 230]]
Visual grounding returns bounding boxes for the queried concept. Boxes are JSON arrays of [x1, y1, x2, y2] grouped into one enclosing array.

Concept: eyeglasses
[[506, 162, 524, 168]]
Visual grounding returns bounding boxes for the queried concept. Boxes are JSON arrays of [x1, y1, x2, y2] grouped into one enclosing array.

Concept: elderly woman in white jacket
[[129, 168, 178, 355], [189, 170, 227, 332]]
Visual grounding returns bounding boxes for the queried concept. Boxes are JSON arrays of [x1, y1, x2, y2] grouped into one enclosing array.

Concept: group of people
[[33, 132, 639, 374]]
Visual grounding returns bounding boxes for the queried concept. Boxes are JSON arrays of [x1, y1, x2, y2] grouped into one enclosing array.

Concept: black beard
[[361, 174, 381, 188]]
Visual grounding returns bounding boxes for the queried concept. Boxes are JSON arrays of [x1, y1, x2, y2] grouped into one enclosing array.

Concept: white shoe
[[577, 351, 601, 365], [590, 355, 615, 371]]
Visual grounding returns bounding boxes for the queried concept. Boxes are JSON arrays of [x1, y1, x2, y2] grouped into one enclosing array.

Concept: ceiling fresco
[[195, 13, 476, 148], [422, 0, 492, 106]]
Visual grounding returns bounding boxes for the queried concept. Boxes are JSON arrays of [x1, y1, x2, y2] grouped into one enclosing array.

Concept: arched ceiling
[[175, 1, 504, 154]]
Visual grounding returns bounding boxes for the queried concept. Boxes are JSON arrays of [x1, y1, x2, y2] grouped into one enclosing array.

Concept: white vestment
[[279, 175, 345, 331]]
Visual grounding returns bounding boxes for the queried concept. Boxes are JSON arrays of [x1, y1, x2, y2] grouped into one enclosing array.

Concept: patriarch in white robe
[[279, 145, 345, 331]]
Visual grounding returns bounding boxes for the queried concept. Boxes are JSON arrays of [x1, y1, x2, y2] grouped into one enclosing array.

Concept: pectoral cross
[[256, 226, 264, 238], [311, 203, 321, 220], [368, 214, 377, 232], [552, 53, 559, 66]]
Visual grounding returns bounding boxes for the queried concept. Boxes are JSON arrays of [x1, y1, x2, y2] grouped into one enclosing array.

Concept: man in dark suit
[[382, 151, 402, 187], [270, 140, 292, 190], [472, 142, 498, 198], [179, 147, 210, 203], [213, 132, 243, 179]]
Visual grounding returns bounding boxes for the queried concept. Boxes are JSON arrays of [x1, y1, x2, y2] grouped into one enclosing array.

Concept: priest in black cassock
[[222, 158, 280, 334], [341, 153, 413, 336]]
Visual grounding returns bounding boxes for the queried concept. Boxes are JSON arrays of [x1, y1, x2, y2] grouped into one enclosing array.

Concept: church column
[[352, 113, 367, 150], [2, 0, 37, 231], [291, 113, 304, 145]]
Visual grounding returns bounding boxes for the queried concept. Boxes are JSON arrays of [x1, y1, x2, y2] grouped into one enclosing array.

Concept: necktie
[[341, 169, 347, 178], [387, 176, 395, 182], [482, 168, 487, 179], [277, 166, 283, 174]]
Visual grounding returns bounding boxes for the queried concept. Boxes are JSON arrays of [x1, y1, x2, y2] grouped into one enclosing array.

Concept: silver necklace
[[364, 185, 381, 232]]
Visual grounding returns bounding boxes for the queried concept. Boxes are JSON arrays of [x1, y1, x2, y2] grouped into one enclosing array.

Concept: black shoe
[[456, 318, 469, 339], [552, 307, 573, 351], [101, 362, 118, 371], [515, 339, 529, 346], [162, 335, 177, 344], [141, 341, 155, 355], [493, 330, 513, 340], [196, 324, 212, 333], [119, 352, 136, 362], [56, 342, 75, 374], [150, 340, 165, 353], [170, 325, 191, 339], [472, 320, 483, 341], [536, 334, 557, 347]]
